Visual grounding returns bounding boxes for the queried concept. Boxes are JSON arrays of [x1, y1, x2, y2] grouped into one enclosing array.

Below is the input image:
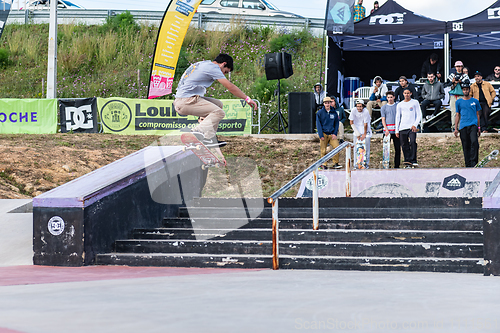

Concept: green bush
[[0, 48, 9, 68], [251, 76, 290, 103], [101, 11, 139, 33]]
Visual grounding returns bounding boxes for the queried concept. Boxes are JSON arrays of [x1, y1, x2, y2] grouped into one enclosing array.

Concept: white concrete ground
[[0, 200, 33, 267]]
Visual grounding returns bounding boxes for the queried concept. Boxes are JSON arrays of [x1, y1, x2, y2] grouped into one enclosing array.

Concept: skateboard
[[180, 133, 226, 169], [403, 162, 418, 169], [475, 149, 499, 168], [382, 134, 390, 169], [355, 139, 367, 169]]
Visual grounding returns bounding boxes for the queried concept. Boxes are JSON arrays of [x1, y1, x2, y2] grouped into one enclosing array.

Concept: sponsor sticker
[[48, 216, 65, 236]]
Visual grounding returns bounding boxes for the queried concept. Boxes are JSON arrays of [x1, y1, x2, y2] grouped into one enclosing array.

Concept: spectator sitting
[[421, 53, 443, 82], [420, 72, 445, 120], [370, 1, 379, 14], [485, 66, 500, 82], [394, 76, 418, 102], [366, 75, 388, 117], [470, 71, 496, 133], [316, 96, 342, 170]]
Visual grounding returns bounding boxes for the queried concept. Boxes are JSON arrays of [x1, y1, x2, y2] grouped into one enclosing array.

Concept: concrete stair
[[96, 197, 484, 273]]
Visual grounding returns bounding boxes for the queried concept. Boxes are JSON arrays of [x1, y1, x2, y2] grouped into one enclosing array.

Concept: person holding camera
[[445, 61, 470, 131]]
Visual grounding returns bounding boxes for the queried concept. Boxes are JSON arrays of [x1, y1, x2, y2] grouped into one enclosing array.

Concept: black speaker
[[265, 52, 293, 80], [288, 92, 315, 134]]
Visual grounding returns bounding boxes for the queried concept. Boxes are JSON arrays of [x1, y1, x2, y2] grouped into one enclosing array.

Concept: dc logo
[[48, 216, 65, 236], [65, 105, 94, 131], [369, 13, 405, 25], [488, 7, 500, 19], [452, 22, 463, 31]]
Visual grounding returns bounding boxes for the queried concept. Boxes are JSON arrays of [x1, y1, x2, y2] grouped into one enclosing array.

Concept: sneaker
[[332, 163, 342, 169], [191, 130, 205, 141], [203, 136, 227, 148], [426, 115, 432, 120], [412, 162, 419, 167]]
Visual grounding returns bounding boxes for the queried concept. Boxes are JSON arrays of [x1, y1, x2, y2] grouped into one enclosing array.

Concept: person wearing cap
[[395, 88, 421, 168], [366, 75, 388, 117], [394, 76, 418, 103], [313, 83, 327, 112], [485, 66, 500, 82], [445, 60, 470, 131], [470, 71, 496, 133], [454, 82, 481, 167], [316, 96, 342, 170], [349, 99, 372, 168], [370, 1, 379, 14]]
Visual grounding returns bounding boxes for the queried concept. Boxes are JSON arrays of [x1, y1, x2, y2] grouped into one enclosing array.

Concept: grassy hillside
[[0, 14, 325, 133]]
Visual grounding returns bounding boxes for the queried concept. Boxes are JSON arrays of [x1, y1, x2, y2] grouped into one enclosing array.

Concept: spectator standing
[[370, 1, 379, 14], [350, 99, 372, 168], [470, 71, 496, 133], [421, 53, 443, 81], [396, 88, 422, 168], [394, 76, 418, 102], [313, 83, 326, 112], [420, 72, 445, 119], [366, 76, 388, 117], [445, 61, 469, 131], [485, 66, 500, 82], [454, 83, 481, 167], [331, 96, 346, 140], [353, 0, 366, 22], [316, 96, 342, 170], [381, 91, 401, 168]]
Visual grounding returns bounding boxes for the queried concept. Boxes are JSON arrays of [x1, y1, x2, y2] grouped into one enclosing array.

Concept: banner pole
[[46, 0, 57, 99]]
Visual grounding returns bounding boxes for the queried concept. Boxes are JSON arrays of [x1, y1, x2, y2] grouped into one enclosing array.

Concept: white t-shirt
[[395, 99, 422, 133], [349, 108, 372, 137], [175, 60, 226, 98]]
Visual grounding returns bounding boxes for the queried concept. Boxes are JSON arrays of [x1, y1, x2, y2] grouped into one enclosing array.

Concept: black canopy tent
[[326, 0, 448, 103], [446, 1, 500, 76]]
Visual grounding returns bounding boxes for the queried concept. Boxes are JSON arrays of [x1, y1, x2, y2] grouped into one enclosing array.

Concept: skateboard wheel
[[201, 165, 207, 170], [195, 145, 202, 150]]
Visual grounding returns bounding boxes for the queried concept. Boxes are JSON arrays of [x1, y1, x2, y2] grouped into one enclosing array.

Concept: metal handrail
[[267, 140, 354, 270]]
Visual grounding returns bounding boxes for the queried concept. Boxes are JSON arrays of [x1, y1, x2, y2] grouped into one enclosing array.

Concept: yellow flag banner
[[98, 98, 253, 135], [148, 0, 202, 99]]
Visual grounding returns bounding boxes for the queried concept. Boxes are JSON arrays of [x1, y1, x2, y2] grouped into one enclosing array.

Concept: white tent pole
[[324, 35, 329, 91], [444, 32, 450, 79], [47, 0, 57, 99]]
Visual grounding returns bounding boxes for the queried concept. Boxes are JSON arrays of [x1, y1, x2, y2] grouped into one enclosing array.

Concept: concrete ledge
[[33, 146, 207, 266]]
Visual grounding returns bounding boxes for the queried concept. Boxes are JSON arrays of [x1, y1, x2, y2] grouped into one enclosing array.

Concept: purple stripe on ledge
[[33, 146, 185, 208]]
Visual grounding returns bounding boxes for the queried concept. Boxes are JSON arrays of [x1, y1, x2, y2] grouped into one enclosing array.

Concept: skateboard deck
[[403, 161, 418, 169], [475, 149, 499, 168], [181, 133, 226, 169], [355, 139, 367, 169], [382, 134, 390, 169]]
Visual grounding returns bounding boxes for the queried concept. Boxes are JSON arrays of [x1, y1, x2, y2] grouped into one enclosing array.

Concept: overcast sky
[[12, 0, 497, 21]]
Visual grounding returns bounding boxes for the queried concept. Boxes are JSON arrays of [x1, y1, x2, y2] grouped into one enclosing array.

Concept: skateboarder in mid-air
[[173, 53, 258, 147]]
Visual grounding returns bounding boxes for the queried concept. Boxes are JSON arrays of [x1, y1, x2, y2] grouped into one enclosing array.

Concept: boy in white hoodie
[[395, 88, 422, 167]]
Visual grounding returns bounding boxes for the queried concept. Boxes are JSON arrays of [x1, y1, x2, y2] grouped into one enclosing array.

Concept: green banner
[[98, 98, 252, 135], [0, 99, 58, 134]]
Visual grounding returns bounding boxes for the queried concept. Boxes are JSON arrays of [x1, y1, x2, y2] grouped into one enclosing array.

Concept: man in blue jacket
[[316, 96, 342, 169]]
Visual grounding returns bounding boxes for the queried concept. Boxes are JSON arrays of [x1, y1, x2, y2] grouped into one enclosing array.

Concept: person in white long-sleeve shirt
[[395, 89, 422, 167]]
